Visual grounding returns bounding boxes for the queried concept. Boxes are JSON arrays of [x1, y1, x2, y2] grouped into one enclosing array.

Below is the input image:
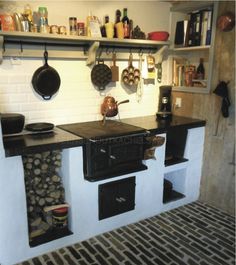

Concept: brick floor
[[18, 201, 235, 265]]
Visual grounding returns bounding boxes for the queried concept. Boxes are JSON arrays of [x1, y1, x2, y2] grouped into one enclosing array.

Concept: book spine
[[201, 11, 208, 46], [206, 9, 213, 45]]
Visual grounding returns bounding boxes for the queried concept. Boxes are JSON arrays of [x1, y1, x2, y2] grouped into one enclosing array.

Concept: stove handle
[[115, 197, 126, 203]]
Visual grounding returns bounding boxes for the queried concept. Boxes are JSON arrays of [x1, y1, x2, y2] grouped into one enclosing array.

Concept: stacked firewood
[[22, 150, 66, 238]]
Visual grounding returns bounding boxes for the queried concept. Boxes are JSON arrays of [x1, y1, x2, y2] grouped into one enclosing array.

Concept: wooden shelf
[[170, 1, 214, 13], [1, 31, 169, 49], [172, 45, 210, 52], [0, 31, 170, 64], [169, 1, 218, 94]]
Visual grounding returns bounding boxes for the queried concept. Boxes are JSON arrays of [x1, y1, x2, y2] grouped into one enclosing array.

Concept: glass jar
[[69, 17, 77, 35]]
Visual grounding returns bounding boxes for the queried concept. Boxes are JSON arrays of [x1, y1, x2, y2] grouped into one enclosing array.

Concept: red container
[[148, 31, 169, 41]]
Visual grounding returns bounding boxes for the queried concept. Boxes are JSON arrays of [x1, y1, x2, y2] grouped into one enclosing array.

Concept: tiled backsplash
[[0, 58, 167, 125], [0, 1, 170, 126]]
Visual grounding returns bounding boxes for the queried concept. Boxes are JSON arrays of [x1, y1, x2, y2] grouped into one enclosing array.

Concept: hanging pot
[[32, 51, 61, 100], [91, 59, 112, 90]]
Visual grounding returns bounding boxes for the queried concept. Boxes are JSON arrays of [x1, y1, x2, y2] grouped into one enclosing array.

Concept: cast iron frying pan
[[32, 51, 61, 100]]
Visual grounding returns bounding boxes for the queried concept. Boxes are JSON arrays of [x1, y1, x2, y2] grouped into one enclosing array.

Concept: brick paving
[[18, 201, 235, 265]]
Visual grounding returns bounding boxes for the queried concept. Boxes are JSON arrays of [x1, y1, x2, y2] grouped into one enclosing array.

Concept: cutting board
[[111, 53, 119, 82]]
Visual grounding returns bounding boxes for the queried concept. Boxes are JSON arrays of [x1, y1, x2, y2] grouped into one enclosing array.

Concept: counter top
[[3, 127, 83, 157], [121, 115, 206, 134], [2, 115, 205, 157]]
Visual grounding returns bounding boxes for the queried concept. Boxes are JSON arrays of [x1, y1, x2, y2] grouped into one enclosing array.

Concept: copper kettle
[[101, 96, 129, 117]]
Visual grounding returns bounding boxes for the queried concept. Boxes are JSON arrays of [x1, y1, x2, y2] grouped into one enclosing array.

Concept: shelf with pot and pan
[[0, 31, 169, 65]]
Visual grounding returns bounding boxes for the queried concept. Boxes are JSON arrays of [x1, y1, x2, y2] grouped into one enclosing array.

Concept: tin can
[[58, 25, 67, 35], [77, 22, 85, 36]]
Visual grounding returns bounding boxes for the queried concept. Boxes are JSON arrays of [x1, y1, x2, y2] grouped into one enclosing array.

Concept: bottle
[[115, 9, 124, 39], [100, 16, 108, 37], [129, 19, 133, 39], [196, 58, 205, 80], [104, 15, 114, 38], [38, 7, 48, 33], [122, 8, 130, 38]]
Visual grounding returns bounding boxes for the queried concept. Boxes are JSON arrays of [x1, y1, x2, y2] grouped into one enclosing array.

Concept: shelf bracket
[[86, 41, 100, 66], [0, 35, 3, 64], [154, 45, 168, 64]]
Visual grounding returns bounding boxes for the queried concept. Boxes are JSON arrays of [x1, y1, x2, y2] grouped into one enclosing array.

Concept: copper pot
[[101, 96, 129, 117]]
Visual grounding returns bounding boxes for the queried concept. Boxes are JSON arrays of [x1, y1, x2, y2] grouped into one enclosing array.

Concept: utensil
[[32, 51, 61, 100], [101, 96, 129, 117], [110, 53, 119, 82], [136, 53, 143, 102], [121, 54, 140, 86], [91, 59, 112, 90]]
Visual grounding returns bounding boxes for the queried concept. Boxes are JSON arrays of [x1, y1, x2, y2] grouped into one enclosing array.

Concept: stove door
[[84, 135, 147, 181]]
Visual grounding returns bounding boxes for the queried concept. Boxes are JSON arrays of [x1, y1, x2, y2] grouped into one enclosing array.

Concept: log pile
[[22, 150, 66, 239]]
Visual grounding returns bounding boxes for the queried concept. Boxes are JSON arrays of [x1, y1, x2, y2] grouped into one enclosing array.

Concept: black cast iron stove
[[58, 120, 148, 181]]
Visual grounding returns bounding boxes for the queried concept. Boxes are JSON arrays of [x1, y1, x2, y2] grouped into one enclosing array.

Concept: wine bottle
[[101, 15, 108, 37], [196, 58, 205, 79], [122, 8, 130, 38]]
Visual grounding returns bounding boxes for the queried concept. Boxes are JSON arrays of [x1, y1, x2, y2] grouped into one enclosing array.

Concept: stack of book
[[172, 57, 207, 88], [174, 8, 213, 47]]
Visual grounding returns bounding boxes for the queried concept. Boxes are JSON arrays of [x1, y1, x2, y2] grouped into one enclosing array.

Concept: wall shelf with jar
[[0, 31, 169, 65], [168, 1, 218, 94]]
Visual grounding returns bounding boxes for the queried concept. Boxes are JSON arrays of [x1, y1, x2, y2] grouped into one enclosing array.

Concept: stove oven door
[[84, 135, 147, 181]]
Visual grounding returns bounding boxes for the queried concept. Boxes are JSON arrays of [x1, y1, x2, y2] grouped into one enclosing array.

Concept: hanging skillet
[[91, 59, 112, 90], [32, 51, 61, 100]]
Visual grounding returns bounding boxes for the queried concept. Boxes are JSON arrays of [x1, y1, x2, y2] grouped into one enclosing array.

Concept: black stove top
[[58, 120, 146, 140]]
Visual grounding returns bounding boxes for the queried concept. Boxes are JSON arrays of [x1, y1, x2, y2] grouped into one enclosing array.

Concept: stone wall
[[172, 1, 235, 215]]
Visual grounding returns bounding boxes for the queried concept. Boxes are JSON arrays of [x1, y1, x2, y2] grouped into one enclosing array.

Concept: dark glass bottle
[[122, 8, 130, 38], [196, 58, 205, 79], [101, 15, 109, 37]]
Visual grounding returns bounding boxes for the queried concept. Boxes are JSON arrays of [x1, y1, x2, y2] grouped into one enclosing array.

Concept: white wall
[[0, 1, 171, 126]]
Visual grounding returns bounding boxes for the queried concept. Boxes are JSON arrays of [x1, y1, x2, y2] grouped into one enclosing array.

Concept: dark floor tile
[[78, 248, 95, 263], [123, 250, 142, 265], [67, 246, 82, 260], [51, 252, 64, 265], [32, 257, 43, 265], [94, 254, 109, 265], [94, 243, 110, 258], [108, 246, 125, 262], [17, 201, 235, 265], [81, 240, 97, 255], [63, 254, 77, 265], [139, 254, 156, 265], [151, 247, 172, 263]]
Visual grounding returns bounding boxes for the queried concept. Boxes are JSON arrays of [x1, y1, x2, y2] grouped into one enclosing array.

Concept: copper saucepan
[[101, 96, 129, 117]]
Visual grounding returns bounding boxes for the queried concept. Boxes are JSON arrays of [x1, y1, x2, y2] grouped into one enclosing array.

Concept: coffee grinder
[[156, 85, 172, 119]]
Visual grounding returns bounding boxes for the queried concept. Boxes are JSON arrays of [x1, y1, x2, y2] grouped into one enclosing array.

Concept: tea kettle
[[101, 96, 129, 117]]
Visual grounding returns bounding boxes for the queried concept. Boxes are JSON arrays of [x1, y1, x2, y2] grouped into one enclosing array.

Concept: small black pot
[[1, 113, 25, 134]]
